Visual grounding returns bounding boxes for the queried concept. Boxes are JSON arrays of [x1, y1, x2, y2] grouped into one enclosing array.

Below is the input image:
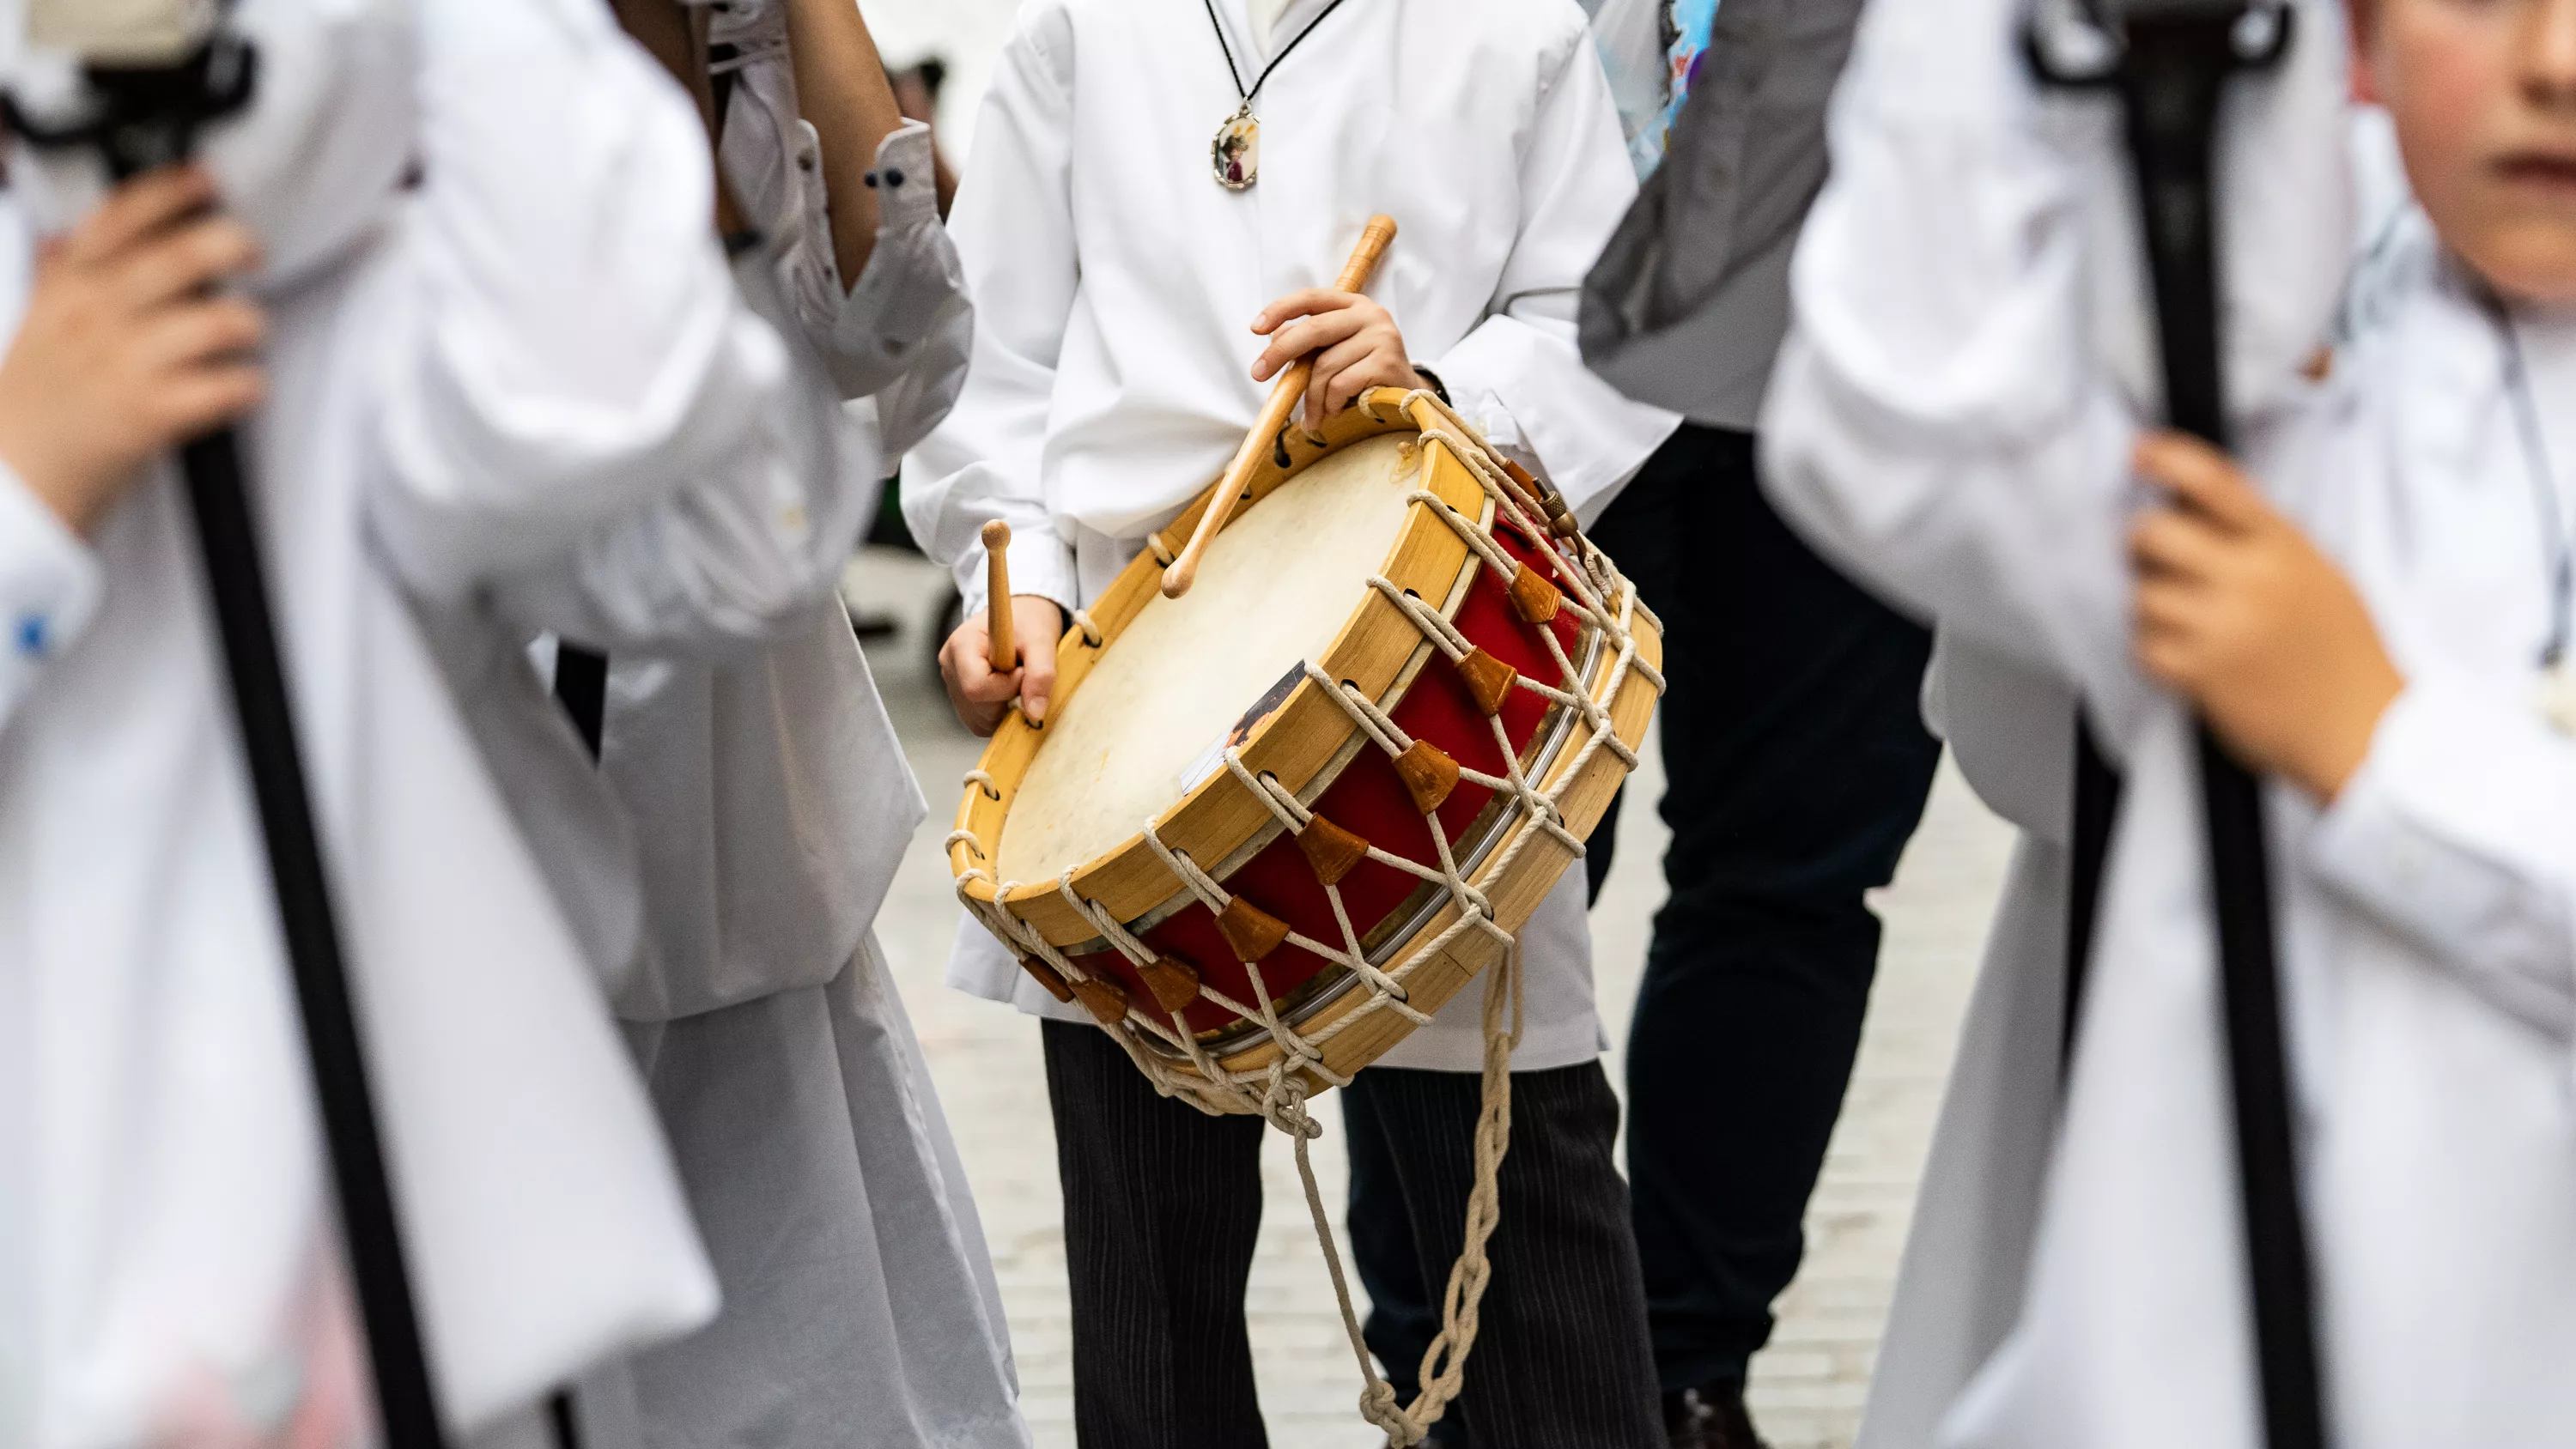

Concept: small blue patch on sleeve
[[15, 613, 48, 658]]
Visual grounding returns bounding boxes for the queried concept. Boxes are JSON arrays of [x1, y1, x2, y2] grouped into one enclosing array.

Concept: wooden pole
[[982, 518, 1018, 671], [1162, 214, 1399, 599]]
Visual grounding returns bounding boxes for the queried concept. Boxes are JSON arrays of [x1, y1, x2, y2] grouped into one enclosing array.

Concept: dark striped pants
[[1042, 1020, 1663, 1449]]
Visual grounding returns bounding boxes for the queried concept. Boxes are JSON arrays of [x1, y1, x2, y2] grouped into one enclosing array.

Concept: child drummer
[[1764, 0, 2576, 1438], [903, 0, 1678, 1443]]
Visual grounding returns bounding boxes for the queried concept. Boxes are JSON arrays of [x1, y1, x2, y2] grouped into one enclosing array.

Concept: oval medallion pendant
[[1212, 106, 1259, 190]]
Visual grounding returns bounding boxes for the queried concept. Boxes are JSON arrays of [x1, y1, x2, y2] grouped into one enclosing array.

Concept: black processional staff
[[2024, 3, 2327, 1448], [3, 15, 452, 1449], [547, 635, 604, 1449]]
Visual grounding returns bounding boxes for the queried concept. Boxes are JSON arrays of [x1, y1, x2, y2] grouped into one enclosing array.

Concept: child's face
[[2356, 0, 2576, 305]]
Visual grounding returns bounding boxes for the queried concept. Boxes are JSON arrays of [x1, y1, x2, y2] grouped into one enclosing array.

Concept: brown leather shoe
[[1662, 1379, 1771, 1449]]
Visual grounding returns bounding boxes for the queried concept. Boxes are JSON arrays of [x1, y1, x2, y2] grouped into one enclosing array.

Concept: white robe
[[460, 10, 1023, 1442], [0, 0, 809, 1443], [1762, 0, 2576, 1437], [1852, 108, 2431, 1449], [902, 0, 1677, 1071], [1856, 634, 2077, 1449]]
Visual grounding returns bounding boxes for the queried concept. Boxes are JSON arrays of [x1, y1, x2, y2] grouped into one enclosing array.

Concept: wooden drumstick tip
[[1164, 216, 1400, 602], [981, 520, 1018, 672]]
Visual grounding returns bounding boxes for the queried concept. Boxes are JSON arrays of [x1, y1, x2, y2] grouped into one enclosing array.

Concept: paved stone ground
[[848, 548, 2017, 1449]]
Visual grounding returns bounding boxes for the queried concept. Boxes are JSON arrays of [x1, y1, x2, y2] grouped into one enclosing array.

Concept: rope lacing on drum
[[945, 387, 1665, 1443]]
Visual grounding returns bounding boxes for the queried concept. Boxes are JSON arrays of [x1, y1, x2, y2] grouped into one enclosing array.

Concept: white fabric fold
[[2, 3, 743, 1441]]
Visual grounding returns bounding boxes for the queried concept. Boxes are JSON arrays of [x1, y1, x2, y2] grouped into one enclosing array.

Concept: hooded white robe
[[447, 7, 1021, 1443], [1850, 108, 2430, 1449], [0, 0, 817, 1443], [902, 0, 1679, 1072], [1761, 0, 2576, 1439]]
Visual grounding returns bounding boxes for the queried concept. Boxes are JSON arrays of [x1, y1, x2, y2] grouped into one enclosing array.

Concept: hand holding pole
[[1163, 214, 1398, 599]]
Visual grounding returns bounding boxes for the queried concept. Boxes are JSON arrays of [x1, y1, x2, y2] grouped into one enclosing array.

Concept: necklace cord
[[1201, 0, 1358, 108]]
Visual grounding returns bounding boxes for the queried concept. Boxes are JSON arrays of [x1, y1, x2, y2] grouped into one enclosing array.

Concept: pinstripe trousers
[[1041, 1021, 1664, 1449]]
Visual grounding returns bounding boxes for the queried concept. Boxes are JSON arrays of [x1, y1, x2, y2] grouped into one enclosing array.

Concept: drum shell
[[949, 398, 1661, 1096]]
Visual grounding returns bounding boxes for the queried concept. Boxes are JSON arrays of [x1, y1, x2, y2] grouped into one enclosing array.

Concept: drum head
[[997, 433, 1422, 886]]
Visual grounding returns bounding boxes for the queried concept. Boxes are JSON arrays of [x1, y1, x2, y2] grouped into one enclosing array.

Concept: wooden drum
[[945, 388, 1662, 1111]]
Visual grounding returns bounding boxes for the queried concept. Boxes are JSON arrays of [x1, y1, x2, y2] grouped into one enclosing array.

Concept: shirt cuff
[[0, 462, 102, 718], [817, 122, 971, 402], [959, 523, 1079, 617], [2308, 679, 2576, 1037], [865, 121, 942, 232]]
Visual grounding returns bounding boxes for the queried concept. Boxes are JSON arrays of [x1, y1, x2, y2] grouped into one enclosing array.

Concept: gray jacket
[[1578, 0, 1866, 430]]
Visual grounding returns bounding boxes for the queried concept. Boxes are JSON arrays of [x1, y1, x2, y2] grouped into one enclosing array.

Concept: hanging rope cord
[[947, 391, 1662, 1443]]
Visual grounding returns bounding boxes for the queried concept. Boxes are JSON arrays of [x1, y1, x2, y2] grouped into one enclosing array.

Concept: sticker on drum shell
[[1177, 662, 1307, 793]]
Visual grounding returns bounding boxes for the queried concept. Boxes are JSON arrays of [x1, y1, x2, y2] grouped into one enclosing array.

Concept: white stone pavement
[[848, 547, 2017, 1449]]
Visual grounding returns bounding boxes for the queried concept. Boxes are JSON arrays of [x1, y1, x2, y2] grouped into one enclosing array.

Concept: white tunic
[[903, 0, 1676, 1071], [1763, 0, 2576, 1438], [0, 0, 804, 1443]]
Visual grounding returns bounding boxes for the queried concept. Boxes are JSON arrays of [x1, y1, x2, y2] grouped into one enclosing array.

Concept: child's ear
[[2346, 0, 2383, 104]]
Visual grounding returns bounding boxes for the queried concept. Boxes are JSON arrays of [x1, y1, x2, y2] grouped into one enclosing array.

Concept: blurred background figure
[[0, 2, 769, 1443], [540, 2, 1014, 1446]]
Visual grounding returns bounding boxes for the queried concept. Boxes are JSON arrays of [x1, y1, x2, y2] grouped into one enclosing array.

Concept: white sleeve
[[897, 2, 1080, 617], [368, 0, 795, 603], [708, 7, 974, 415], [781, 121, 974, 416], [0, 465, 99, 728], [2307, 679, 2576, 1042], [478, 254, 862, 659], [1420, 21, 1679, 522], [1753, 0, 2154, 744]]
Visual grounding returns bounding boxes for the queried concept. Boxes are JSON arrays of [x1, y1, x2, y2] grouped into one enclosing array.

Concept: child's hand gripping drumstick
[[939, 519, 1064, 737], [1163, 215, 1400, 599]]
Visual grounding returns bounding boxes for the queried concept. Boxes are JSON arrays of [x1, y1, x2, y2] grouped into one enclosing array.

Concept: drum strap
[[1381, 938, 1523, 1439]]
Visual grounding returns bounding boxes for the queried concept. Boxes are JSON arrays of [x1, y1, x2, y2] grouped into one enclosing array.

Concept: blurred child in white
[[1765, 0, 2576, 1439], [0, 0, 828, 1441]]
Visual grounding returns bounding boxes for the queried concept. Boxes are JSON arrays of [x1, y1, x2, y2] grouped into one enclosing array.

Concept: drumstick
[[1162, 214, 1400, 600], [982, 519, 1018, 672]]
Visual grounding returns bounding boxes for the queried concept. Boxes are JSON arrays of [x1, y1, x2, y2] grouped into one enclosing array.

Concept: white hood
[[4, 0, 415, 293], [2070, 1, 2355, 423], [1829, 0, 2354, 427]]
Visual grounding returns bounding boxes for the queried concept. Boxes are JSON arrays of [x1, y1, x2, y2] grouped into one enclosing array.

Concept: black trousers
[[1351, 424, 1941, 1397], [1043, 1020, 1662, 1449]]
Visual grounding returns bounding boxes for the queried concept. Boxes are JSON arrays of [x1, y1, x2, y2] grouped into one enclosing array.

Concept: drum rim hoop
[[953, 400, 1461, 925], [946, 387, 1666, 1094]]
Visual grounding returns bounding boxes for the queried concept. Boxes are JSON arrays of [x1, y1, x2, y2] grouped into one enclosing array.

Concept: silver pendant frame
[[1212, 103, 1259, 191]]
